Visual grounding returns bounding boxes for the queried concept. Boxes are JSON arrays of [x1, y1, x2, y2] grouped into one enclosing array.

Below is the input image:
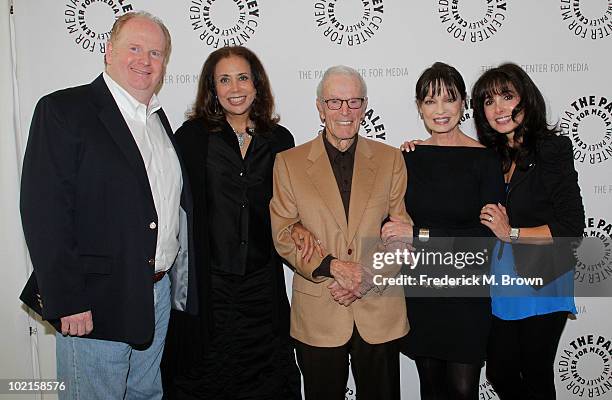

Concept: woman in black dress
[[161, 46, 301, 399], [382, 62, 504, 399]]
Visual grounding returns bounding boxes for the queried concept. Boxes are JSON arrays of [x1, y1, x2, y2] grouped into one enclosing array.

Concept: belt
[[153, 270, 166, 283]]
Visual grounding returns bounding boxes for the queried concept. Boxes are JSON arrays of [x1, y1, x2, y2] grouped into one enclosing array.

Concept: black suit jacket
[[20, 74, 198, 345], [505, 134, 585, 284]]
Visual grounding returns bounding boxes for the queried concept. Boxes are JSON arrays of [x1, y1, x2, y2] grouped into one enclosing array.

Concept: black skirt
[[402, 299, 491, 365], [169, 265, 301, 400]]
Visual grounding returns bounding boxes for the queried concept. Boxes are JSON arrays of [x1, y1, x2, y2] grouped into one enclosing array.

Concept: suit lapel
[[347, 138, 376, 245], [306, 135, 348, 241], [90, 75, 154, 204]]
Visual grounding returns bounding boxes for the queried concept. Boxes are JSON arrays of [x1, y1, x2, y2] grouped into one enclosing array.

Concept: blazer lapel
[[507, 153, 536, 202], [90, 75, 154, 204], [347, 138, 376, 245], [306, 135, 349, 241]]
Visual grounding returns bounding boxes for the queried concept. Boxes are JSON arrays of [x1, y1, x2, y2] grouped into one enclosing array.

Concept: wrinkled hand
[[290, 222, 325, 263], [381, 216, 413, 245], [400, 139, 423, 152], [60, 310, 93, 336], [330, 259, 363, 295], [328, 280, 359, 306], [480, 203, 511, 241]]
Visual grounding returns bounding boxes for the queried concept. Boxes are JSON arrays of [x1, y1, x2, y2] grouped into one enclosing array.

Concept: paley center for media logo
[[188, 0, 260, 48], [313, 0, 384, 46], [560, 0, 612, 40], [560, 95, 612, 165], [557, 334, 612, 397], [64, 0, 134, 54], [438, 0, 508, 43], [574, 217, 612, 285]]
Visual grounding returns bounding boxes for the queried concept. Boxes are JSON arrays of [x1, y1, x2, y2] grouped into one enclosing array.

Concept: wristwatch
[[509, 227, 520, 241], [418, 228, 430, 242]]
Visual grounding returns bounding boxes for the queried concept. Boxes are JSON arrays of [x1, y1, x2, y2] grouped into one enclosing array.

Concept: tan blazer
[[270, 134, 411, 347]]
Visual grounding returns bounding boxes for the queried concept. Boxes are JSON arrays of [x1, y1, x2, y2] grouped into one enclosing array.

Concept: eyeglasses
[[322, 98, 365, 110]]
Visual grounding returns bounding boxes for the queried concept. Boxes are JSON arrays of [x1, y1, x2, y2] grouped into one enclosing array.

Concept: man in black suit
[[19, 11, 197, 399]]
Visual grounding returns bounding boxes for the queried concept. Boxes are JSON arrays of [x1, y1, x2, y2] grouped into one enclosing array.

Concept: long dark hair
[[472, 63, 556, 172], [188, 46, 279, 134], [415, 62, 466, 104]]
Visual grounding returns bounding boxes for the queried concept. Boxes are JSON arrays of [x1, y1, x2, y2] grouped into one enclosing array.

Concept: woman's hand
[[290, 222, 326, 262], [400, 139, 423, 152], [381, 216, 413, 244], [480, 203, 512, 241]]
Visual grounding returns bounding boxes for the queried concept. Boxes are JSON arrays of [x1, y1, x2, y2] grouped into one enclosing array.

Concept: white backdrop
[[3, 1, 612, 399]]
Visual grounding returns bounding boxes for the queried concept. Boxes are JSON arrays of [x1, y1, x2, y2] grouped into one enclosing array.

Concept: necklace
[[232, 127, 252, 148]]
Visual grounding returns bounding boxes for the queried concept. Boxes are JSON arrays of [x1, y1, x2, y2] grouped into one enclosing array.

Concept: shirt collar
[[322, 129, 358, 162], [103, 72, 161, 119]]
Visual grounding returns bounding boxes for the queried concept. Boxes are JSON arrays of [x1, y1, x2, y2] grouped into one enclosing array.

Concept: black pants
[[295, 327, 401, 400], [486, 312, 568, 400], [414, 357, 482, 400]]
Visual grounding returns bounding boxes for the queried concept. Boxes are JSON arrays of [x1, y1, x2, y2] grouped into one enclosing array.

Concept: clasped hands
[[290, 223, 373, 307]]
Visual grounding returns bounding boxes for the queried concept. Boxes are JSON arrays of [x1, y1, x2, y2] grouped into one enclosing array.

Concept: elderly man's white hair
[[316, 65, 368, 99]]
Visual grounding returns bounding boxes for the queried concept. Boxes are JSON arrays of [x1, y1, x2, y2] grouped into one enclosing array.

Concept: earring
[[213, 96, 221, 114]]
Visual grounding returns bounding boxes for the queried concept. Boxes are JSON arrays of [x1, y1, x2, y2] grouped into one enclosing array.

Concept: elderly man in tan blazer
[[270, 65, 411, 400]]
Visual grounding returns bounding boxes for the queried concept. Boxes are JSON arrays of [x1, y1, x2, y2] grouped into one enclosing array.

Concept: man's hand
[[60, 310, 93, 336], [328, 280, 359, 306], [381, 216, 413, 245], [290, 222, 326, 263], [330, 259, 363, 295]]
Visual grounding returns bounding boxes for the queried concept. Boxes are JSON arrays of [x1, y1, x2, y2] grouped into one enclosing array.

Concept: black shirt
[[205, 121, 294, 275], [322, 132, 357, 220], [314, 133, 358, 277]]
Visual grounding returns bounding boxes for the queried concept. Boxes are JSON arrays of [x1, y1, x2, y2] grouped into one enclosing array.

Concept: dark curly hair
[[472, 63, 556, 172], [415, 62, 466, 104], [188, 46, 279, 134]]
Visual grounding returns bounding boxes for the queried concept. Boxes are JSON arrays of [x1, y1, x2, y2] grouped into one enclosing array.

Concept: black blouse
[[176, 119, 294, 275]]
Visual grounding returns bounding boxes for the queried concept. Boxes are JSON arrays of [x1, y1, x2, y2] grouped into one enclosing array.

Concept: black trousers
[[295, 326, 401, 400], [486, 312, 569, 400]]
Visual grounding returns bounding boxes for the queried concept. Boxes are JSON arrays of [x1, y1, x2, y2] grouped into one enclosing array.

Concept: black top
[[506, 135, 584, 237], [405, 145, 505, 237], [323, 132, 358, 219], [504, 135, 585, 284], [180, 119, 294, 275]]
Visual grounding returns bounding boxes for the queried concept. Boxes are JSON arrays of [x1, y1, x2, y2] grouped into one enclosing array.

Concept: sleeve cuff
[[313, 255, 335, 278]]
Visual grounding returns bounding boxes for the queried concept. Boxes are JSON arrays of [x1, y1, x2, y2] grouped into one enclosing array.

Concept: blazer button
[[149, 222, 157, 229], [148, 258, 155, 267], [347, 248, 353, 255]]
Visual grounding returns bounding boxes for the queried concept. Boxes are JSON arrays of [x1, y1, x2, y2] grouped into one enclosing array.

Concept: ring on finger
[[488, 216, 494, 222]]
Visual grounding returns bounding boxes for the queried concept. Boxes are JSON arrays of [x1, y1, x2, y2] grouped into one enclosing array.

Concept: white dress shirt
[[103, 73, 182, 273]]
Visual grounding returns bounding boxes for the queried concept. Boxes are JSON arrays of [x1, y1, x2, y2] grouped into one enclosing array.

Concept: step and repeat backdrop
[[12, 1, 612, 399]]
